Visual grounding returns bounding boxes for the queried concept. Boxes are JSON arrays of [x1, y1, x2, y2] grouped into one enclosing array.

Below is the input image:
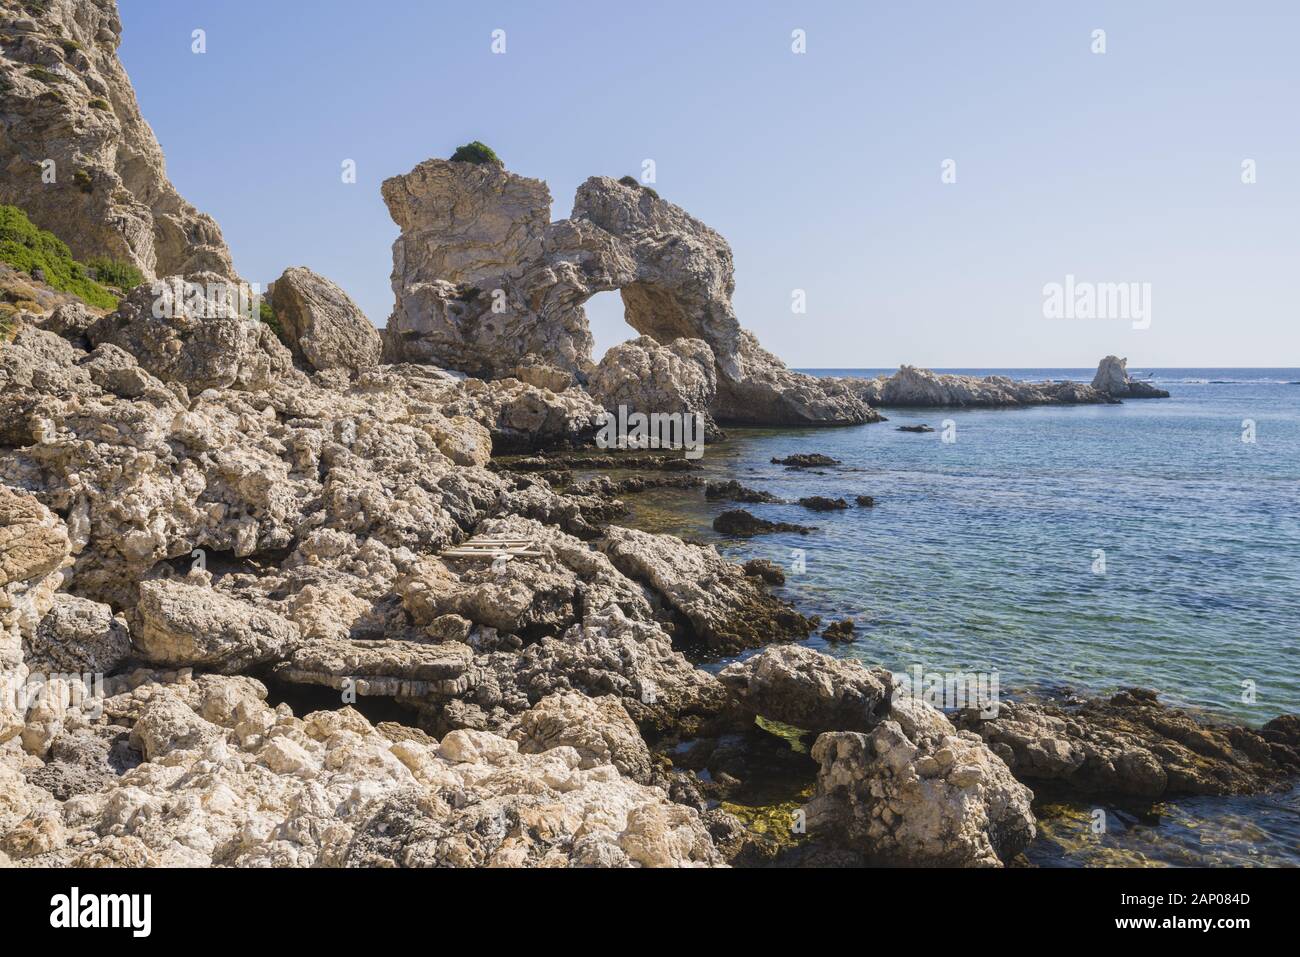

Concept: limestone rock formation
[[599, 525, 817, 654], [956, 689, 1300, 798], [0, 671, 723, 867], [843, 364, 1113, 408], [269, 267, 382, 374], [1091, 355, 1170, 398], [719, 644, 892, 734], [589, 335, 718, 433], [382, 159, 878, 426], [0, 0, 235, 279], [805, 696, 1036, 867]]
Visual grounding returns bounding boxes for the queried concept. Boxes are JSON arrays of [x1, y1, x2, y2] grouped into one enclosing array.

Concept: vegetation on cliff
[[0, 204, 132, 309]]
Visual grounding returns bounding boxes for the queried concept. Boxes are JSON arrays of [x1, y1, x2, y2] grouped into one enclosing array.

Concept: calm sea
[[614, 367, 1300, 866]]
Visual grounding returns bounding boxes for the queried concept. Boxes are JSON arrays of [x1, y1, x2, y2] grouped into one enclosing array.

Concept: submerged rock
[[771, 453, 840, 468], [742, 558, 786, 586], [822, 618, 856, 642], [705, 480, 782, 504], [712, 509, 814, 538], [798, 496, 849, 512]]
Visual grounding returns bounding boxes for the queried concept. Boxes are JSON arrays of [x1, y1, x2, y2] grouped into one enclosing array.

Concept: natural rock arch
[[382, 160, 876, 426]]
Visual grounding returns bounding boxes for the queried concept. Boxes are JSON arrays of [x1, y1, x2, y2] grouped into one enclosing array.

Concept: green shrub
[[60, 39, 81, 57], [26, 65, 63, 84], [259, 299, 287, 343], [617, 175, 659, 200], [73, 168, 93, 193], [0, 204, 120, 310], [88, 97, 110, 111], [85, 256, 143, 291], [449, 141, 501, 165]]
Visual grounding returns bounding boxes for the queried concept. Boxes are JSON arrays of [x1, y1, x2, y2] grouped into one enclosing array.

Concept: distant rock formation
[[0, 0, 236, 279], [1091, 355, 1170, 399], [832, 357, 1170, 408], [381, 159, 879, 427]]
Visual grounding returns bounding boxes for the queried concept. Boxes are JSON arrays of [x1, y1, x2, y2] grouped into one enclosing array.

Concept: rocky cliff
[[0, 0, 235, 279]]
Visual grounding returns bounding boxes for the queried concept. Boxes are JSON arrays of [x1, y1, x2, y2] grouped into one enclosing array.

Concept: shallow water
[[614, 368, 1300, 866]]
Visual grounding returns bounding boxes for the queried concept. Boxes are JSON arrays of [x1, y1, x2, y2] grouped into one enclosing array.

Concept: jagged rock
[[511, 354, 574, 392], [0, 484, 71, 688], [134, 577, 300, 672], [836, 364, 1133, 408], [0, 0, 235, 279], [509, 691, 653, 783], [273, 638, 474, 699], [742, 558, 785, 586], [705, 480, 781, 504], [956, 689, 1300, 798], [718, 644, 890, 733], [599, 526, 817, 654], [805, 696, 1036, 866], [712, 509, 814, 537], [0, 671, 723, 867], [87, 276, 296, 392], [269, 267, 382, 373], [771, 453, 839, 468], [466, 606, 733, 738], [855, 495, 876, 507], [822, 618, 856, 642], [1091, 356, 1170, 399], [896, 424, 934, 433], [381, 160, 878, 426], [23, 593, 130, 675], [589, 336, 718, 434], [798, 496, 848, 512]]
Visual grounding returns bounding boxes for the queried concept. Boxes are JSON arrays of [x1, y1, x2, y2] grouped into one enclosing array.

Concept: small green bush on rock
[[88, 97, 110, 111], [86, 256, 143, 291], [449, 141, 501, 165]]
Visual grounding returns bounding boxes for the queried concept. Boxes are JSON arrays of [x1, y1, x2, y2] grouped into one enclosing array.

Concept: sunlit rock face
[[382, 160, 878, 426], [0, 0, 236, 280]]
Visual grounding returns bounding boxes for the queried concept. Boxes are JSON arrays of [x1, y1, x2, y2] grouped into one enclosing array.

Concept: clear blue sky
[[119, 0, 1299, 367]]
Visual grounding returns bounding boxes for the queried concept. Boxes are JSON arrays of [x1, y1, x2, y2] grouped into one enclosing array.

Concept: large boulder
[[589, 335, 717, 427], [269, 267, 382, 373], [718, 644, 892, 733], [381, 160, 878, 426], [509, 691, 653, 783], [0, 0, 235, 279], [805, 696, 1036, 866], [24, 593, 131, 675], [134, 577, 300, 672]]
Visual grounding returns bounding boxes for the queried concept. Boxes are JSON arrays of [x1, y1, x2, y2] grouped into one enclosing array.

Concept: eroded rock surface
[[382, 160, 878, 426], [719, 644, 890, 734], [0, 0, 235, 279], [956, 689, 1300, 798], [806, 696, 1036, 867], [269, 267, 382, 374]]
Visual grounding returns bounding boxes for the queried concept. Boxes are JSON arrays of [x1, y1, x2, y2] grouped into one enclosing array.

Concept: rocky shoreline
[[0, 0, 1286, 870]]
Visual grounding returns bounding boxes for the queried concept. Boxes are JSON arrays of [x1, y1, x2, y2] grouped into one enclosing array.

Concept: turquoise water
[[615, 368, 1300, 866], [631, 368, 1300, 723]]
